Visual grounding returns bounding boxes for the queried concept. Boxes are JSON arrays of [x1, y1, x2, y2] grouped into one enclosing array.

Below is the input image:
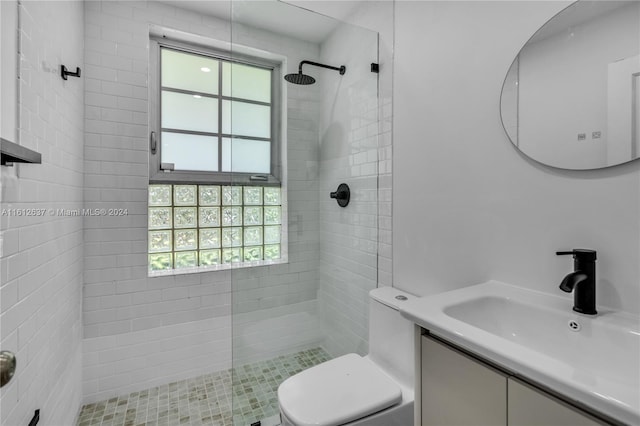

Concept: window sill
[[148, 255, 289, 277]]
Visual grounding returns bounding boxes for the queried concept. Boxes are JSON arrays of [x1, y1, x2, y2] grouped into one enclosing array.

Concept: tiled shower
[[0, 1, 393, 425]]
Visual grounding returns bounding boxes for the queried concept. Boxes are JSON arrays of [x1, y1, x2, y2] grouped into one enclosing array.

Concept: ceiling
[[158, 0, 363, 44]]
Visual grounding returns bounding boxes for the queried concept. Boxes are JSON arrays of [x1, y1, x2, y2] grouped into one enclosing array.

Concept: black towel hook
[[61, 65, 81, 80]]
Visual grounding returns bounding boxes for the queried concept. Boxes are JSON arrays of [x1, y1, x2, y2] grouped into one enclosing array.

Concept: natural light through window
[[148, 43, 285, 275]]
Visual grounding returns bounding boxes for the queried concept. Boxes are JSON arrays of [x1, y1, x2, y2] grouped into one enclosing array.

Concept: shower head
[[284, 60, 346, 85], [284, 72, 316, 85]]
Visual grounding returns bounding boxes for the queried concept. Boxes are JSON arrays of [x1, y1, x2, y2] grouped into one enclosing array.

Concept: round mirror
[[500, 1, 640, 170]]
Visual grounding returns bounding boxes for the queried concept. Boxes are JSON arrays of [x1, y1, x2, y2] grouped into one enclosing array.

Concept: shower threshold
[[76, 347, 330, 426]]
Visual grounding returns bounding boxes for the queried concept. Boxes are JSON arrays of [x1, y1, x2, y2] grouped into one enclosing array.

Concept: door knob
[[0, 351, 16, 388]]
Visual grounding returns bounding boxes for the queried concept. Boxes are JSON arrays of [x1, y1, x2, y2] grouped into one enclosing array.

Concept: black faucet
[[556, 249, 597, 315]]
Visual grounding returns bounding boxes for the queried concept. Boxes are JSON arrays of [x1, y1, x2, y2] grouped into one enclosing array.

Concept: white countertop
[[400, 280, 640, 425]]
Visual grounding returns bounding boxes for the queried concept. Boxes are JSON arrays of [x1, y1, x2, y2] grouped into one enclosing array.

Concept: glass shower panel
[[230, 2, 380, 424]]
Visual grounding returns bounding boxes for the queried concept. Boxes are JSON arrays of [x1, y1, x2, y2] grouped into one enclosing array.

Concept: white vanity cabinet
[[420, 334, 609, 426]]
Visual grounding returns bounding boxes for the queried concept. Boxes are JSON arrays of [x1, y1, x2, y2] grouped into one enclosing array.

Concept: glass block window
[[159, 47, 273, 175], [149, 184, 283, 273]]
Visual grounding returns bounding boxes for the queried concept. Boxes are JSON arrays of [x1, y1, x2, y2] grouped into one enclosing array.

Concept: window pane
[[174, 185, 197, 206], [162, 49, 218, 95], [161, 132, 218, 172], [175, 251, 198, 269], [149, 231, 172, 253], [174, 229, 197, 251], [149, 207, 172, 229], [221, 138, 271, 173], [222, 100, 270, 138], [244, 246, 263, 262], [222, 248, 243, 264], [200, 249, 220, 266], [149, 185, 172, 206], [162, 91, 218, 133], [244, 187, 262, 205], [222, 62, 271, 102], [264, 244, 280, 260], [264, 187, 281, 205], [199, 186, 221, 205], [149, 253, 172, 271], [199, 207, 220, 227], [199, 229, 221, 249], [174, 207, 197, 228]]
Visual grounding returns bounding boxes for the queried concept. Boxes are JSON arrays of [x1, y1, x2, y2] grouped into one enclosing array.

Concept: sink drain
[[568, 320, 581, 332]]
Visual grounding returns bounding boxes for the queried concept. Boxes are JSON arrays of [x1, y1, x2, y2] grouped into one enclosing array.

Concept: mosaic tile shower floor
[[76, 348, 331, 426]]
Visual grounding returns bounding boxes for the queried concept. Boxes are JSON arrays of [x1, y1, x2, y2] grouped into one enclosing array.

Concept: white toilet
[[278, 287, 415, 426]]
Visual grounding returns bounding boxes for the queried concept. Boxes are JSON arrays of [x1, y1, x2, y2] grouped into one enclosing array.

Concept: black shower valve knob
[[330, 183, 350, 207]]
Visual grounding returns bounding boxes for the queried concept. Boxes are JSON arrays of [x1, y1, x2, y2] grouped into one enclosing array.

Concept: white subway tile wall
[[0, 1, 85, 425], [316, 13, 393, 357], [82, 1, 325, 403]]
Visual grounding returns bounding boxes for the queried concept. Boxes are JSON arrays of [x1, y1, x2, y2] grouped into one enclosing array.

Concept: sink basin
[[400, 280, 640, 425]]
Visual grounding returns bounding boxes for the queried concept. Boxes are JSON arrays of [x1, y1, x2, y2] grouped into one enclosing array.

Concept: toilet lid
[[278, 353, 402, 426]]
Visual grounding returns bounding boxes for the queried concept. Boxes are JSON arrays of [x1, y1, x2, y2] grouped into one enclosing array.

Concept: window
[[148, 184, 283, 273], [151, 45, 280, 182], [148, 40, 285, 275]]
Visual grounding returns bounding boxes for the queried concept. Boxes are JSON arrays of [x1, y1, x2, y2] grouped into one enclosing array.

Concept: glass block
[[174, 207, 197, 228], [222, 248, 243, 264], [149, 207, 172, 229], [199, 186, 221, 206], [244, 246, 263, 262], [264, 206, 281, 225], [200, 249, 221, 266], [222, 207, 243, 226], [244, 226, 263, 246], [264, 187, 281, 205], [222, 186, 242, 205], [175, 251, 197, 269], [264, 225, 281, 244], [199, 207, 220, 227], [199, 228, 221, 249], [149, 185, 172, 206], [264, 244, 281, 260], [222, 100, 270, 139], [243, 207, 263, 226], [149, 253, 172, 271], [162, 48, 218, 95], [221, 138, 271, 174], [222, 227, 243, 247], [174, 185, 197, 205], [161, 132, 218, 172], [244, 187, 263, 205], [162, 91, 218, 133], [174, 229, 197, 251], [149, 231, 172, 253]]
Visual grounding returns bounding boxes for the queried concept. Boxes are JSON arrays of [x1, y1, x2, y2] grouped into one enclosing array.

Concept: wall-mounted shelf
[[1, 137, 42, 166]]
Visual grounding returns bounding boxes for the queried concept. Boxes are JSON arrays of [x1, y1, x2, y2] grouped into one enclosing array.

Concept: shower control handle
[[330, 183, 350, 207], [0, 351, 16, 388]]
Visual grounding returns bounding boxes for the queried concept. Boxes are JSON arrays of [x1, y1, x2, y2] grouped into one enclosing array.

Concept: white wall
[[317, 21, 379, 357], [518, 2, 639, 169], [394, 1, 640, 315], [0, 1, 85, 424], [82, 0, 323, 403], [311, 1, 393, 358]]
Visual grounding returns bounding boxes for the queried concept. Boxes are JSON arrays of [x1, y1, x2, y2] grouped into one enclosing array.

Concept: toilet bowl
[[278, 287, 415, 426]]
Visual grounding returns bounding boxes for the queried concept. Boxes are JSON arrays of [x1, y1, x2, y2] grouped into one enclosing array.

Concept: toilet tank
[[368, 287, 415, 389]]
